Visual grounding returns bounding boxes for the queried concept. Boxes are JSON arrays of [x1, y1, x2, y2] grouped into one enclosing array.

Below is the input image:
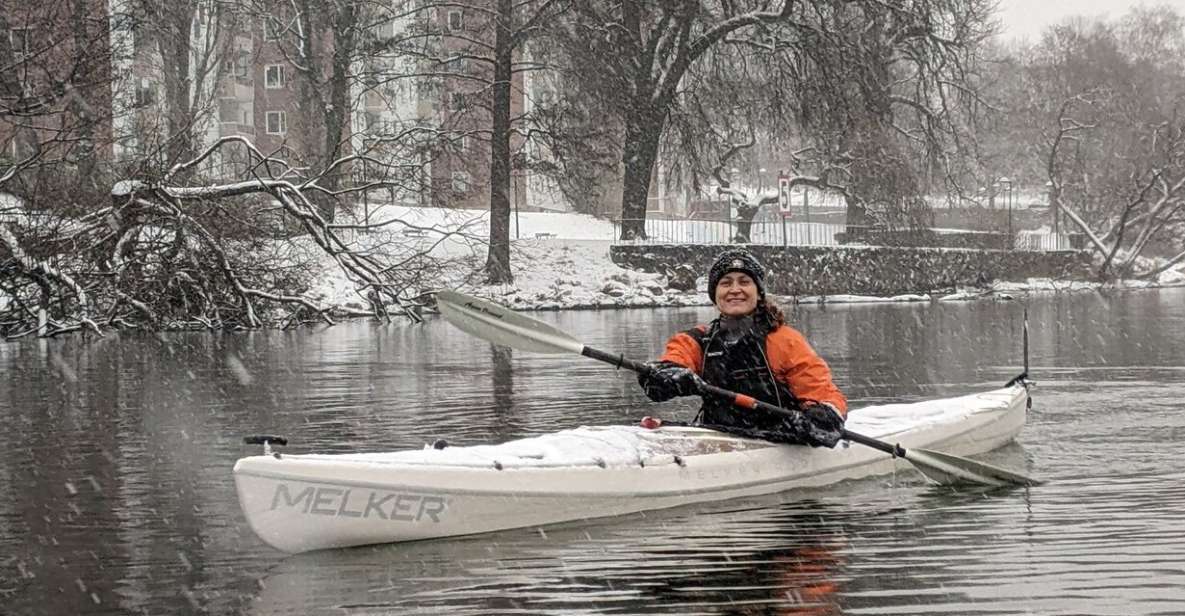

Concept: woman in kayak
[[638, 248, 847, 447]]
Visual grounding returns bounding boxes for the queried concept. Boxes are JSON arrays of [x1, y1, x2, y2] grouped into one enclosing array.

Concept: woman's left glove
[[638, 362, 703, 402], [801, 403, 845, 448]]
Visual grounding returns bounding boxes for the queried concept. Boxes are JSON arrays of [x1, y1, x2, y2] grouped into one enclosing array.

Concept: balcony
[[219, 122, 256, 138], [218, 79, 254, 100]]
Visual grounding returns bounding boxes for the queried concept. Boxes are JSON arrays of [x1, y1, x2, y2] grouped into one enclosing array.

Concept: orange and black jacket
[[652, 315, 847, 438]]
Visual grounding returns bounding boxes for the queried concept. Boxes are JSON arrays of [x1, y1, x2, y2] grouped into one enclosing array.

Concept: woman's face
[[714, 272, 759, 317]]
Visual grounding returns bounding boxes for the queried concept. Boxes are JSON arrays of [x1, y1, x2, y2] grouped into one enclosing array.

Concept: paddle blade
[[436, 290, 585, 355], [904, 448, 1041, 487]]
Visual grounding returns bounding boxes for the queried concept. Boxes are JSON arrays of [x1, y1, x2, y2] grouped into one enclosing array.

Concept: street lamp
[[997, 176, 1013, 249]]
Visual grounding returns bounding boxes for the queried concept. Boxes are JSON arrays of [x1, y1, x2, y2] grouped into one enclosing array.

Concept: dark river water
[[2, 288, 1184, 615]]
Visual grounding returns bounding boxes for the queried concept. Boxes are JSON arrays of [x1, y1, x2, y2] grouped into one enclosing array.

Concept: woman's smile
[[714, 272, 759, 316]]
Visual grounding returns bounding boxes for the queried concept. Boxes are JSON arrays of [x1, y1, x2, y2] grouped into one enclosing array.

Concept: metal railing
[[611, 218, 844, 247], [611, 218, 1081, 252], [1015, 231, 1078, 251]]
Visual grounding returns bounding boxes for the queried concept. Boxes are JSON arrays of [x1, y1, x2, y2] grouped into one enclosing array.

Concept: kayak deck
[[282, 386, 1021, 471]]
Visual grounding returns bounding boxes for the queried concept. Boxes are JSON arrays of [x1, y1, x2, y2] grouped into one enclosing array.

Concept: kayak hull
[[234, 385, 1029, 553]]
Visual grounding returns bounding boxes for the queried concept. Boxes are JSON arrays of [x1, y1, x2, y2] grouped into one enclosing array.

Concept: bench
[[534, 232, 557, 239]]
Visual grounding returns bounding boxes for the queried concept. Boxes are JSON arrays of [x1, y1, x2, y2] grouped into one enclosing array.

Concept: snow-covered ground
[[312, 203, 1185, 313], [312, 204, 708, 311]]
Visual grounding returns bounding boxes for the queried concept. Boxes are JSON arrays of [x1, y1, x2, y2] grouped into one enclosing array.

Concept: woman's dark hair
[[758, 297, 786, 327]]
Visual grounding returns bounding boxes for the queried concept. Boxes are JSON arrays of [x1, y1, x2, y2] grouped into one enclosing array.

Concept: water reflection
[[488, 343, 523, 442], [246, 497, 854, 615], [1, 288, 1183, 615]]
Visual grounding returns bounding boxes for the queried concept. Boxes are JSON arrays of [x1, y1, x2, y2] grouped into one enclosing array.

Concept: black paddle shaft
[[580, 346, 653, 375], [579, 345, 907, 457], [580, 346, 794, 412]]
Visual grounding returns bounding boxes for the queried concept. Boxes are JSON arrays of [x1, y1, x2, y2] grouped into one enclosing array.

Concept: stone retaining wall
[[610, 244, 1093, 297]]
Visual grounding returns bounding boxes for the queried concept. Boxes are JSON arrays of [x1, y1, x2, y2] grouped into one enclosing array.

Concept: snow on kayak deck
[[290, 387, 1019, 470]]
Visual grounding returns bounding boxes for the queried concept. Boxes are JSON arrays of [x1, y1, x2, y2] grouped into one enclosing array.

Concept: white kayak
[[234, 384, 1030, 553]]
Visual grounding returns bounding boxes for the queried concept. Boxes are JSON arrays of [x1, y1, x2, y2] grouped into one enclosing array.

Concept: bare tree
[[375, 0, 569, 284], [483, 0, 572, 284], [248, 0, 377, 222], [708, 126, 850, 243], [124, 0, 238, 168], [549, 2, 799, 240], [1, 0, 114, 178], [1, 135, 486, 338], [1013, 8, 1185, 279], [1, 1, 491, 338], [548, 1, 994, 240]]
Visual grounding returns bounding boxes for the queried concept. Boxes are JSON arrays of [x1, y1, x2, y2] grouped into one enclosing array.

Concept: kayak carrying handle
[[243, 435, 288, 457], [244, 435, 288, 446]]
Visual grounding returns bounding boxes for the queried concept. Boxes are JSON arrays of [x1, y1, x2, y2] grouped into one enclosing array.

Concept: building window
[[134, 77, 155, 107], [265, 111, 287, 135], [364, 111, 381, 132], [265, 64, 285, 88], [111, 13, 134, 33], [449, 91, 464, 111], [218, 100, 237, 123], [224, 54, 249, 78], [447, 10, 463, 32], [263, 16, 283, 42], [9, 28, 30, 56], [451, 171, 471, 193]]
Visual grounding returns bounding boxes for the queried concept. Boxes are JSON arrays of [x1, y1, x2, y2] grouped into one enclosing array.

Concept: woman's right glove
[[800, 403, 845, 448], [638, 362, 703, 402]]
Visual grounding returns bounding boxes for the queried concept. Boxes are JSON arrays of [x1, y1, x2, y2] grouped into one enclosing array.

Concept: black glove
[[801, 403, 845, 448], [638, 362, 703, 402]]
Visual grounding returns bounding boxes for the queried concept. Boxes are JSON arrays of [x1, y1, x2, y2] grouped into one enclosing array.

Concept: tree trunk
[[734, 204, 759, 243], [619, 110, 663, 240], [485, 0, 513, 284], [159, 5, 195, 167], [69, 0, 97, 178], [317, 2, 356, 224], [844, 196, 869, 235]]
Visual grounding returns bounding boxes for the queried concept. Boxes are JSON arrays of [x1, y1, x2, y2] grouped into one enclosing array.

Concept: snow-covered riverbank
[[311, 205, 1185, 313]]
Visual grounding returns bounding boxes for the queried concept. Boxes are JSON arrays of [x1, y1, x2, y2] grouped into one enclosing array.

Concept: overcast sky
[[996, 0, 1185, 40]]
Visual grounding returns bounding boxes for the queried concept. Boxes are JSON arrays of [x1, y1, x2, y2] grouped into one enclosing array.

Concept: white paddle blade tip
[[436, 291, 586, 355], [907, 448, 1041, 487]]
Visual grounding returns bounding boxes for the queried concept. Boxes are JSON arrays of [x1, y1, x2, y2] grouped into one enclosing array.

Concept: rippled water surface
[[2, 288, 1184, 615]]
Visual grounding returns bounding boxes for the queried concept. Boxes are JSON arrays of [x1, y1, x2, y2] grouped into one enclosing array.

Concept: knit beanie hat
[[707, 249, 765, 303]]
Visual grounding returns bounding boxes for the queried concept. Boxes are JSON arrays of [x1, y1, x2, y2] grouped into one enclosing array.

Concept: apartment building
[[0, 0, 113, 167], [4, 1, 675, 218], [110, 1, 339, 179], [412, 3, 527, 211], [109, 1, 539, 210]]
